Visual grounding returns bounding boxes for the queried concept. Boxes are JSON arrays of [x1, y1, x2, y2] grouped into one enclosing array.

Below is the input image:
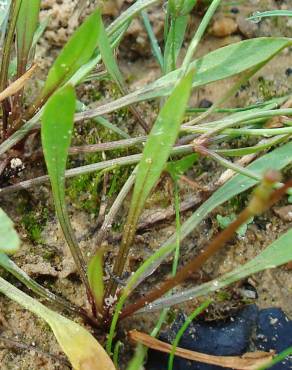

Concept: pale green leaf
[[0, 277, 115, 370], [0, 208, 20, 254], [136, 141, 292, 287], [143, 228, 292, 311], [248, 10, 292, 21]]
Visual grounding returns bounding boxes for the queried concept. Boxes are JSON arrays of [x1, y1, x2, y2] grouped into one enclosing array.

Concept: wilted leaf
[[129, 330, 273, 369], [0, 277, 115, 370], [0, 65, 36, 102]]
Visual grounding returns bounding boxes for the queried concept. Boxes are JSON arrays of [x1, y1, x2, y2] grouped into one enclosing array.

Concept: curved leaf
[[0, 277, 115, 370], [141, 228, 292, 311]]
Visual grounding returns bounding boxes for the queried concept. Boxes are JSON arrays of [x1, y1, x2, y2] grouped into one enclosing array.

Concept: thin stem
[[188, 64, 265, 126], [180, 0, 222, 76], [106, 243, 176, 354], [195, 145, 261, 181], [0, 0, 22, 137], [93, 168, 136, 255], [172, 182, 181, 275], [120, 178, 292, 318], [168, 300, 212, 370], [141, 10, 163, 70]]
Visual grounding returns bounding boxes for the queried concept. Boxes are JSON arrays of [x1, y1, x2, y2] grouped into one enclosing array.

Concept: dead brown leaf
[[0, 65, 37, 103], [129, 330, 274, 370]]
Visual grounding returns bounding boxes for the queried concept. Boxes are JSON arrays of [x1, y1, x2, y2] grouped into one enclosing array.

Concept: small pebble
[[199, 99, 213, 108], [230, 7, 239, 14], [210, 17, 238, 37]]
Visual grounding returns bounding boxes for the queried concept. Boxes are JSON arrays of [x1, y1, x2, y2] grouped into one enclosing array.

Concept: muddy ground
[[0, 0, 292, 369]]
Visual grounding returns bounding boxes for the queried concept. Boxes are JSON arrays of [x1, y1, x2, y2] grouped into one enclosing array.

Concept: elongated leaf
[[96, 11, 125, 90], [135, 141, 292, 287], [248, 10, 292, 21], [0, 208, 20, 254], [16, 0, 40, 75], [41, 85, 75, 201], [164, 15, 188, 74], [75, 37, 292, 121], [41, 85, 90, 295], [130, 70, 194, 220], [2, 38, 290, 157], [142, 228, 292, 311], [145, 37, 292, 100], [88, 249, 105, 312], [41, 10, 100, 98], [0, 277, 115, 369]]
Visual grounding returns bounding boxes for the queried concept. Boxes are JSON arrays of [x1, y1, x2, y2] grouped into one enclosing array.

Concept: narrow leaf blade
[[131, 70, 194, 217], [42, 9, 101, 97], [16, 0, 40, 74], [41, 85, 76, 197], [0, 277, 115, 370], [144, 228, 292, 311], [88, 249, 105, 312]]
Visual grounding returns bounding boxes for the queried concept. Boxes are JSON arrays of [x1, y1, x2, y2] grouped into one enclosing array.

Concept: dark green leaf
[[88, 249, 105, 312], [42, 9, 101, 98], [16, 0, 40, 75]]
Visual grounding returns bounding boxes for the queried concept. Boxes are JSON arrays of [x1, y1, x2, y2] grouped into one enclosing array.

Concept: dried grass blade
[[129, 330, 274, 370]]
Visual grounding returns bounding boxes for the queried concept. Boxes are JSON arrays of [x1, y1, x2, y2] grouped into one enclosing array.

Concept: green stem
[[172, 182, 181, 275], [141, 10, 163, 70], [106, 243, 176, 355], [180, 0, 222, 76], [168, 300, 212, 370], [0, 0, 22, 135]]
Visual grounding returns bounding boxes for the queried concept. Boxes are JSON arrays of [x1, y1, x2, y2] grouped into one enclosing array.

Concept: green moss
[[257, 76, 277, 101], [67, 119, 136, 214], [18, 200, 48, 244]]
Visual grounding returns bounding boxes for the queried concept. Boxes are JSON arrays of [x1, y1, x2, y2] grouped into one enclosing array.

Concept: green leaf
[[248, 10, 292, 21], [0, 277, 115, 370], [41, 9, 101, 98], [166, 153, 198, 182], [164, 15, 188, 74], [41, 85, 76, 200], [88, 249, 105, 312], [41, 85, 90, 294], [95, 11, 125, 91], [151, 38, 292, 100], [216, 213, 254, 237], [130, 70, 194, 220], [144, 228, 292, 311], [16, 0, 41, 75], [137, 141, 292, 286], [0, 208, 20, 254], [169, 0, 197, 17]]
